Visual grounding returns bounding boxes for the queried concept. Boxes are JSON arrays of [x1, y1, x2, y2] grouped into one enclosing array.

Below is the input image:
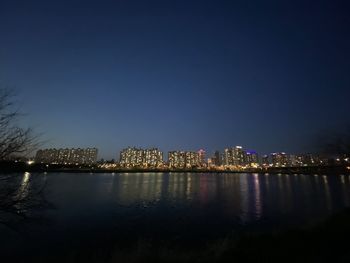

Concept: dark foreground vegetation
[[12, 208, 349, 263]]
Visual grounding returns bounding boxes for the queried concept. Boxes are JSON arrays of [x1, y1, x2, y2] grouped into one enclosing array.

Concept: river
[[1, 172, 350, 260]]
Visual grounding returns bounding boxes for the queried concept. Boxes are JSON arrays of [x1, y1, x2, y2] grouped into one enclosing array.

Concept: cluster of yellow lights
[[99, 163, 118, 169]]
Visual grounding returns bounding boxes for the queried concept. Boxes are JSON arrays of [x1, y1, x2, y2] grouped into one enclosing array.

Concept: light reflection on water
[[37, 172, 350, 226], [253, 174, 262, 219], [323, 175, 332, 211], [16, 172, 31, 200], [2, 172, 350, 256], [3, 173, 350, 236]]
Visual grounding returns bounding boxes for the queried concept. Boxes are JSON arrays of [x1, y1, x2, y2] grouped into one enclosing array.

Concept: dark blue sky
[[1, 0, 349, 159]]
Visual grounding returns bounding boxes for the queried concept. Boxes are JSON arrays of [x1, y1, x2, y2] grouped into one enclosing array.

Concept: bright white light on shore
[[27, 160, 34, 165]]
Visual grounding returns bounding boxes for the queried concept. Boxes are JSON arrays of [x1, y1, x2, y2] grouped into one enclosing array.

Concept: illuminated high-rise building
[[35, 148, 59, 164], [197, 149, 206, 167], [213, 150, 221, 166], [144, 148, 164, 167], [271, 152, 288, 167], [168, 151, 200, 169], [262, 155, 269, 166], [119, 147, 163, 168], [233, 146, 246, 165], [208, 150, 222, 168], [289, 154, 299, 166], [224, 148, 233, 165], [223, 146, 246, 166], [293, 153, 322, 166], [120, 147, 142, 167], [35, 148, 98, 164], [186, 151, 200, 168], [246, 151, 259, 165], [168, 151, 186, 168]]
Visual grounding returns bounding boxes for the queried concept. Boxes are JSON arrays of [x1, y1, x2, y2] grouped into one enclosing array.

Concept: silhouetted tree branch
[[0, 88, 40, 160], [0, 88, 48, 231]]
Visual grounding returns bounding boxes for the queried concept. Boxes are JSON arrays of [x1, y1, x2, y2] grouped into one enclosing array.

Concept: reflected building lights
[[322, 175, 332, 211], [341, 175, 345, 184], [277, 173, 286, 210], [44, 171, 350, 228], [239, 174, 249, 223], [16, 172, 31, 202], [186, 176, 192, 200], [23, 172, 30, 183], [283, 174, 293, 212], [264, 173, 270, 190], [253, 174, 262, 219], [199, 176, 209, 204], [340, 175, 350, 206]]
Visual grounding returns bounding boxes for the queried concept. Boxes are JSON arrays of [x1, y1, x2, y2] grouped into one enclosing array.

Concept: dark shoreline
[[9, 207, 350, 263], [0, 161, 349, 175]]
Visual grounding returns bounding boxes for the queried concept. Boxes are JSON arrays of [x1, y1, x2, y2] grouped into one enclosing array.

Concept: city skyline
[[33, 144, 332, 162], [1, 1, 349, 159], [34, 145, 344, 169]]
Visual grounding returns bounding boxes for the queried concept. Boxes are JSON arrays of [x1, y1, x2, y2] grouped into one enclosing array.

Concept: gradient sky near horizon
[[1, 0, 349, 159]]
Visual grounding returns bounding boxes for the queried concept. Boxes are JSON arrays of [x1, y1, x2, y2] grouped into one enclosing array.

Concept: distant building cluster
[[118, 148, 207, 169], [206, 146, 259, 168], [220, 146, 259, 167], [208, 147, 328, 169], [168, 150, 205, 169], [33, 145, 349, 170], [261, 152, 326, 167], [119, 147, 163, 168], [35, 148, 98, 165]]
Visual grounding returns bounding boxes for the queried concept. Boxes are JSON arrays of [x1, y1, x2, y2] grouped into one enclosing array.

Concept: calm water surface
[[1, 172, 350, 256]]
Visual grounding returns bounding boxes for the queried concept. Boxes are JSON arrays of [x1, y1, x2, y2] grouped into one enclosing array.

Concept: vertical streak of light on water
[[239, 174, 249, 223], [323, 175, 332, 212], [340, 175, 350, 206], [17, 172, 31, 199], [277, 174, 285, 212], [186, 174, 192, 201], [253, 174, 262, 220]]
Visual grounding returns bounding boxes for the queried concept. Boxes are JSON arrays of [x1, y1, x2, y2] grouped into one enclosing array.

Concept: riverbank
[[0, 161, 349, 175]]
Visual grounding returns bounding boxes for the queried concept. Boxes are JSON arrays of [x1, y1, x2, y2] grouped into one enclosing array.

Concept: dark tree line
[[315, 127, 350, 158]]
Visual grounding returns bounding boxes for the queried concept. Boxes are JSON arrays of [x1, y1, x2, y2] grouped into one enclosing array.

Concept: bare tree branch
[[0, 87, 49, 232], [0, 88, 41, 160]]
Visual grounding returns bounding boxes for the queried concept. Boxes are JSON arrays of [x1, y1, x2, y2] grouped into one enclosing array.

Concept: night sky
[[1, 0, 349, 159]]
